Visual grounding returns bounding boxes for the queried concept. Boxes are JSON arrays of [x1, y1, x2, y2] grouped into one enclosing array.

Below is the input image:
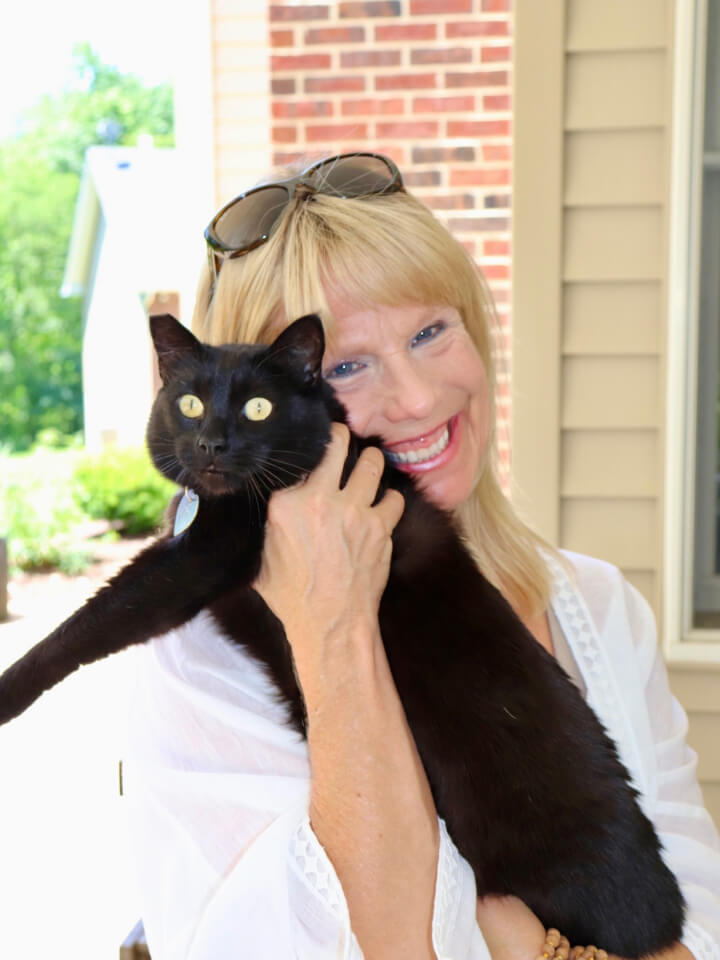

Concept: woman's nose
[[381, 360, 437, 422]]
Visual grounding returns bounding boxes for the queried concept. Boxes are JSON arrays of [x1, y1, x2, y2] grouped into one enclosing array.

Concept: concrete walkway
[[0, 545, 148, 959]]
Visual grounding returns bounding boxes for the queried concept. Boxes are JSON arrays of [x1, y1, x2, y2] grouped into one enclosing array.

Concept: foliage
[[0, 44, 174, 452], [72, 447, 176, 536], [0, 445, 175, 574], [0, 448, 92, 574]]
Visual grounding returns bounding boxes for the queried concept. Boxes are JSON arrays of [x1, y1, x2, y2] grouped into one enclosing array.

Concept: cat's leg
[[0, 533, 257, 724]]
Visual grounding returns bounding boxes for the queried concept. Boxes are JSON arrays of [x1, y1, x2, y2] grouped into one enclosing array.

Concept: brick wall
[[268, 0, 513, 477]]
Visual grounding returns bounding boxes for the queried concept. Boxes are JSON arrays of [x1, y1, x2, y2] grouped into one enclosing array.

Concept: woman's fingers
[[343, 444, 385, 504], [303, 422, 351, 492]]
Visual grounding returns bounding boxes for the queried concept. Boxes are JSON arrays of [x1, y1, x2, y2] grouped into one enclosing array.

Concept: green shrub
[[0, 450, 93, 574], [72, 447, 176, 536]]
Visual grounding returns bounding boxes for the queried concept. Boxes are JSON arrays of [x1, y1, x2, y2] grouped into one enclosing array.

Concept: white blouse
[[123, 550, 720, 959]]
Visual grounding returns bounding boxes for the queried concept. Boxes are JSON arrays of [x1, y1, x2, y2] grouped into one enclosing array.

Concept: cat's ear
[[270, 314, 325, 387], [149, 314, 203, 382]]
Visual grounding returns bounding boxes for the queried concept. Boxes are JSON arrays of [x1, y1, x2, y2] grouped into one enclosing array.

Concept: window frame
[[664, 0, 720, 662]]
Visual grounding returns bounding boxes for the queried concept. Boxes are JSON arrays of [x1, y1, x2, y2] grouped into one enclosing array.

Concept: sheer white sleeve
[[123, 615, 490, 960], [623, 580, 720, 959]]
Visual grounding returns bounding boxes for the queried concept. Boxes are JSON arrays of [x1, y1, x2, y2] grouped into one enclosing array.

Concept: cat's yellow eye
[[178, 394, 205, 418], [243, 397, 273, 421]]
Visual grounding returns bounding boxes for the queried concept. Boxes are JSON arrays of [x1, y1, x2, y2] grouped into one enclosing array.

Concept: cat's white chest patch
[[174, 488, 199, 535]]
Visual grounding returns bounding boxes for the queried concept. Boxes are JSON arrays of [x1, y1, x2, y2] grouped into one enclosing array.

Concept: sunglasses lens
[[213, 185, 290, 248], [309, 155, 397, 196]]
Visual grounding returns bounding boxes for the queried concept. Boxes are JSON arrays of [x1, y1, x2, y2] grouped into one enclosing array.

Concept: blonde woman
[[124, 154, 720, 960]]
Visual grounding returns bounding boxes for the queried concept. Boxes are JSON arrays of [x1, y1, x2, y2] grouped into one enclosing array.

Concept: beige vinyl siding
[[560, 11, 667, 609], [515, 0, 720, 828]]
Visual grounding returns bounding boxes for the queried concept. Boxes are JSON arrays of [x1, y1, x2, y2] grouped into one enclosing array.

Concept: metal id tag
[[173, 487, 199, 535]]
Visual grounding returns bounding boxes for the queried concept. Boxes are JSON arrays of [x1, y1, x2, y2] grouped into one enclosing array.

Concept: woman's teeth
[[385, 426, 450, 464]]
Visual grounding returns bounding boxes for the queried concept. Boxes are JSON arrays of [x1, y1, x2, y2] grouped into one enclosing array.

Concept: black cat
[[0, 313, 684, 954]]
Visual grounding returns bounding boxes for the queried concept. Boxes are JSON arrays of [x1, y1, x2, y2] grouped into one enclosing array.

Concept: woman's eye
[[178, 394, 204, 418], [243, 396, 273, 421], [325, 360, 364, 380], [411, 322, 446, 347]]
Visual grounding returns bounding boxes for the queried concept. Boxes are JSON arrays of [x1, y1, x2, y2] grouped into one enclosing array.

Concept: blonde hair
[[192, 185, 558, 619]]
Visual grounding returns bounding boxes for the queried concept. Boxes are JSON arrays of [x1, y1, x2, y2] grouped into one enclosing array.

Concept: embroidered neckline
[[545, 552, 649, 801]]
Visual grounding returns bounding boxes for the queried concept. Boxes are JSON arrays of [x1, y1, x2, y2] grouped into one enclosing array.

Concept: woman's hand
[[254, 422, 405, 677], [476, 895, 546, 960]]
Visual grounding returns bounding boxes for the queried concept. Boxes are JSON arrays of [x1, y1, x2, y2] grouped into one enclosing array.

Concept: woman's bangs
[[318, 219, 465, 321]]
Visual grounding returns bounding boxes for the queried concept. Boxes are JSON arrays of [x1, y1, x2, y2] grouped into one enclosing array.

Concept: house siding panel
[[561, 356, 659, 429], [566, 0, 667, 52], [561, 430, 657, 497], [563, 207, 663, 281], [560, 499, 658, 569], [563, 283, 661, 354], [565, 51, 665, 130], [564, 129, 664, 206]]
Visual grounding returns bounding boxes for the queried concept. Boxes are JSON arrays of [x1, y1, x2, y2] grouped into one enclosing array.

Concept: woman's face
[[322, 296, 491, 510]]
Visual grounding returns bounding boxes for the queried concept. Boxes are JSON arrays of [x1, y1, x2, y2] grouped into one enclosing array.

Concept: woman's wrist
[[287, 615, 384, 712]]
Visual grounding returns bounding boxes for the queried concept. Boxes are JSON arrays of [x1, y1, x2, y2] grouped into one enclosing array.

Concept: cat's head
[[146, 313, 339, 498]]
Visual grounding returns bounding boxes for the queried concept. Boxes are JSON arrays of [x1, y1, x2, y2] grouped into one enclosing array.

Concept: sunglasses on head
[[204, 152, 404, 282]]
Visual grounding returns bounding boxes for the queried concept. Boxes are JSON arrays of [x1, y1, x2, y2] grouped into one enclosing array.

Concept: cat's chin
[[193, 470, 242, 497]]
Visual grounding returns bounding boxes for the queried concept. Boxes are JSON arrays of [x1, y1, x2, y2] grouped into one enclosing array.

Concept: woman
[[124, 154, 720, 959]]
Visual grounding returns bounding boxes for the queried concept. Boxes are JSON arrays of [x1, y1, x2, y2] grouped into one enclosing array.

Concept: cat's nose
[[197, 436, 228, 455]]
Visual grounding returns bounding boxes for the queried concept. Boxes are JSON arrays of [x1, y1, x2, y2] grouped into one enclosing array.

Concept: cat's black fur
[[0, 314, 684, 954]]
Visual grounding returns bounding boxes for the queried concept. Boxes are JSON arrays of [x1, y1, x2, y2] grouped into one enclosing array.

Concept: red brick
[[403, 169, 441, 186], [412, 145, 475, 162], [483, 263, 510, 280], [376, 23, 436, 41], [484, 239, 510, 256], [483, 143, 511, 162], [411, 0, 471, 12], [411, 47, 473, 65], [447, 119, 510, 136], [460, 239, 476, 255], [482, 0, 511, 9], [481, 44, 511, 62], [446, 19, 508, 38], [422, 194, 475, 209], [270, 4, 329, 20], [272, 126, 297, 143], [341, 97, 405, 115], [271, 30, 294, 46], [306, 123, 369, 141], [485, 194, 511, 209], [450, 168, 510, 187], [483, 93, 512, 111], [272, 54, 331, 70], [341, 50, 401, 67], [306, 76, 365, 92], [306, 26, 365, 43], [376, 120, 439, 138], [376, 73, 437, 90], [272, 78, 296, 94], [413, 95, 474, 112], [339, 0, 400, 15], [273, 151, 307, 166], [446, 70, 509, 88], [272, 100, 333, 118]]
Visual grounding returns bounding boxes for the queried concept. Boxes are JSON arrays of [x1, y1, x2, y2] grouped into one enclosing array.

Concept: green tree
[[0, 44, 174, 451]]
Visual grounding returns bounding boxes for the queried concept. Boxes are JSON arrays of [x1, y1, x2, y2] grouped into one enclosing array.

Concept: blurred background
[[1, 0, 720, 957]]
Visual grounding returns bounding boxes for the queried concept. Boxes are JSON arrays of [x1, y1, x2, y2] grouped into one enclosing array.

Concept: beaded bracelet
[[537, 927, 609, 960]]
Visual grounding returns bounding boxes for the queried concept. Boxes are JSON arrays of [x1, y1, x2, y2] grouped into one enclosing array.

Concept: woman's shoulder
[[553, 548, 658, 670]]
